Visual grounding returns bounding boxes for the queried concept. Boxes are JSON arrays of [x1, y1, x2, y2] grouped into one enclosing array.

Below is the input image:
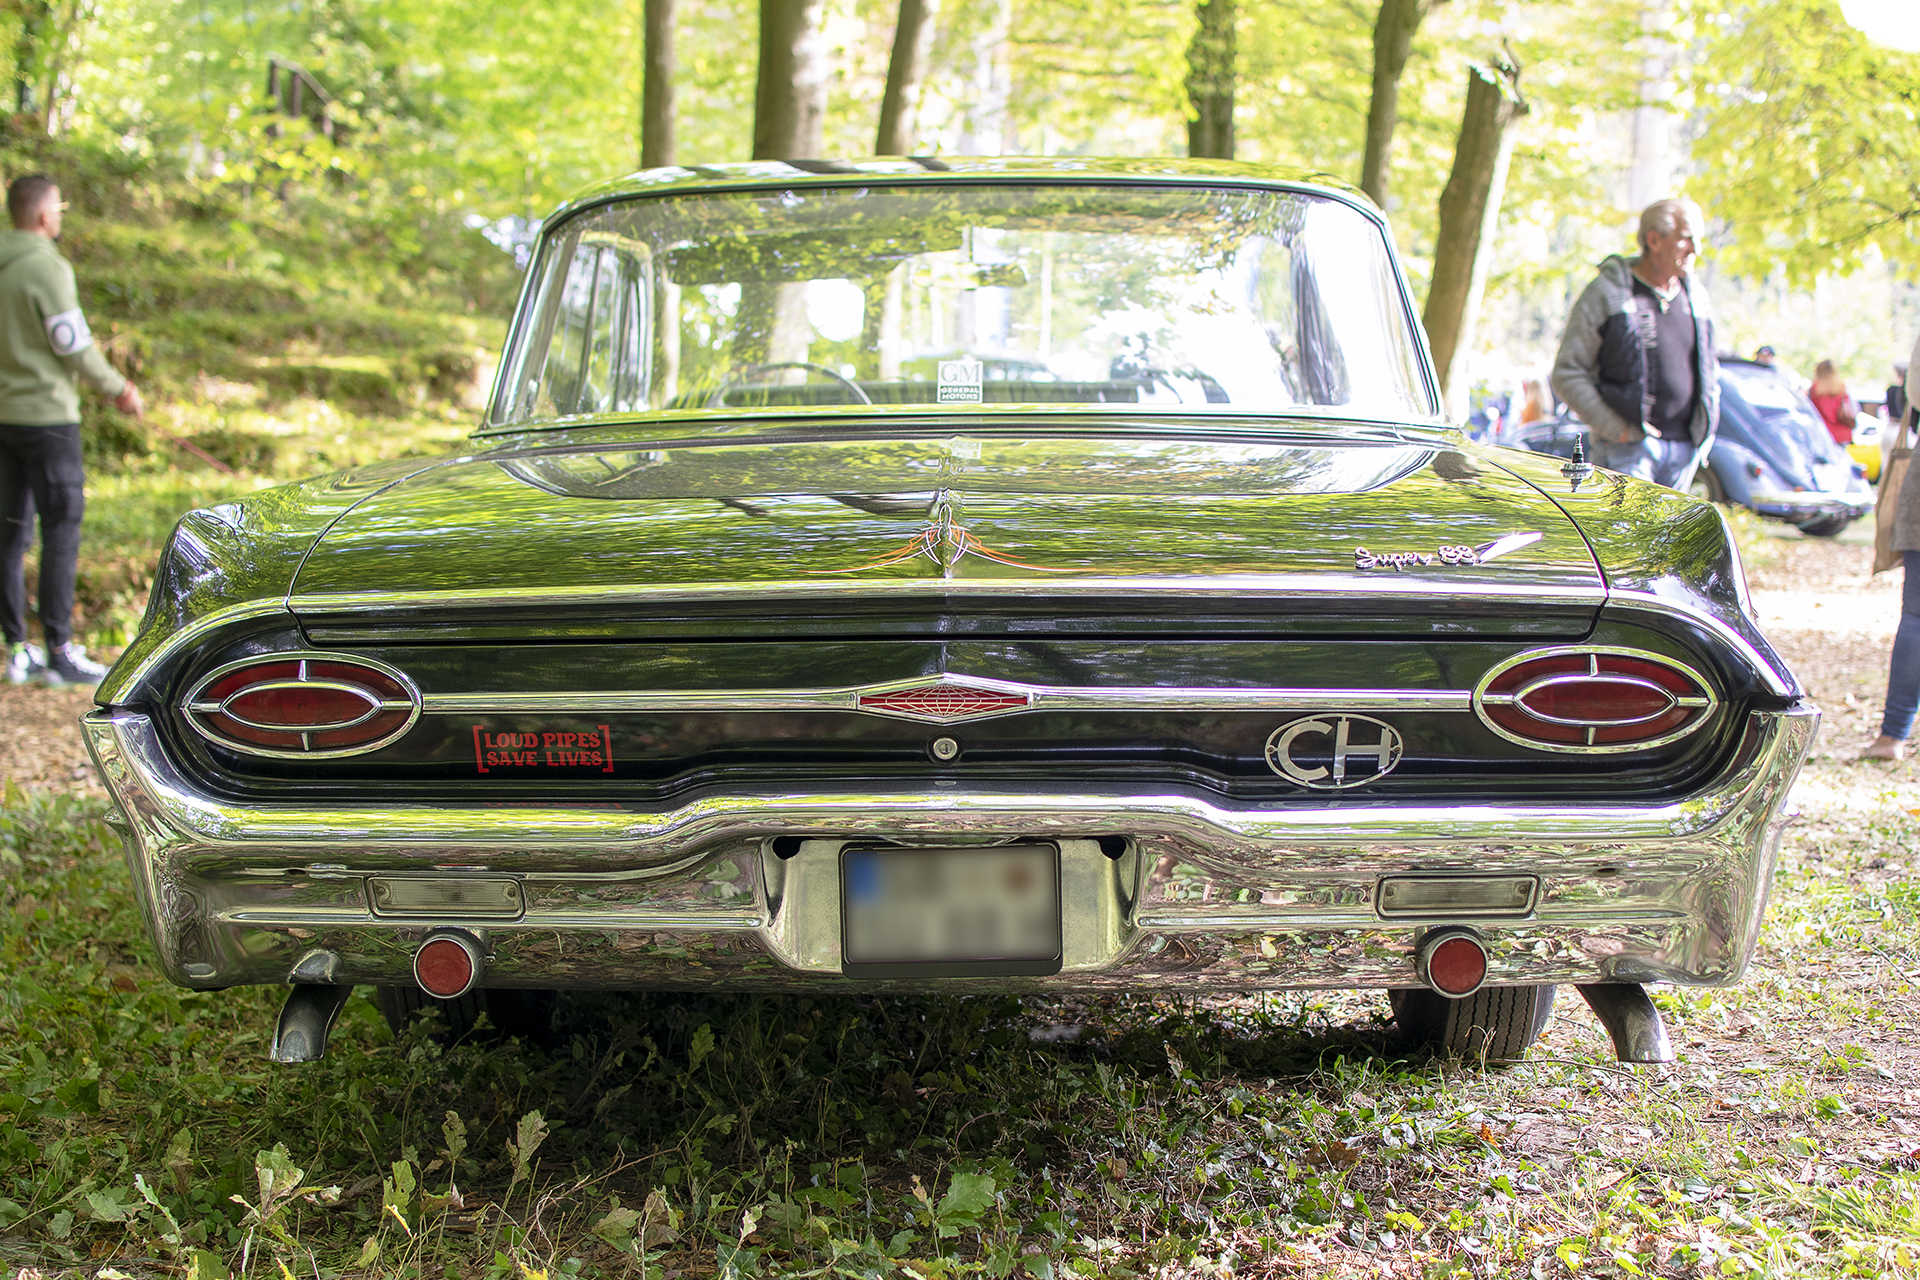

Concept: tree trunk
[[642, 0, 677, 169], [13, 0, 47, 117], [1184, 0, 1235, 160], [1359, 0, 1442, 207], [876, 0, 938, 155], [754, 0, 829, 160], [1421, 59, 1525, 415]]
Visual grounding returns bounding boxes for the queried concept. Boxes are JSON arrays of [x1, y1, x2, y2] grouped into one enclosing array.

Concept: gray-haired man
[[1550, 198, 1719, 490]]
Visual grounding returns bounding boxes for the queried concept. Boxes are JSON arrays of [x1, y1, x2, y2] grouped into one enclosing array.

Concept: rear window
[[491, 183, 1435, 426]]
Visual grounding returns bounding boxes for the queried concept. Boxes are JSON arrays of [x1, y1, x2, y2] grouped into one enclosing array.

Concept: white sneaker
[[40, 643, 107, 688], [6, 642, 44, 684]]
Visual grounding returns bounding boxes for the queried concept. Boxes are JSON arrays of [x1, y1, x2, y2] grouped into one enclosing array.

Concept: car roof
[[545, 156, 1377, 224]]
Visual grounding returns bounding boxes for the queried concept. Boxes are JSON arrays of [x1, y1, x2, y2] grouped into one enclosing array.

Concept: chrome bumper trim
[[84, 703, 1816, 992]]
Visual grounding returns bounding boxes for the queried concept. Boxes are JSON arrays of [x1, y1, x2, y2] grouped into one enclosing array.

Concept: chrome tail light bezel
[[1472, 645, 1718, 754], [182, 653, 422, 759]]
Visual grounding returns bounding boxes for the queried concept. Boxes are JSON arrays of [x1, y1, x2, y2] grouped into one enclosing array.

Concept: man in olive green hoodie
[[0, 174, 142, 686]]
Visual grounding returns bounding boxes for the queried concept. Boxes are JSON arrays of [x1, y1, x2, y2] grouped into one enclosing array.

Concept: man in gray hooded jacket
[[1550, 198, 1719, 490]]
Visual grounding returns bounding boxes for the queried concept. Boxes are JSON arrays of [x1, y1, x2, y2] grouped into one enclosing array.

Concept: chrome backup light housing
[[182, 653, 422, 760], [1472, 645, 1718, 754]]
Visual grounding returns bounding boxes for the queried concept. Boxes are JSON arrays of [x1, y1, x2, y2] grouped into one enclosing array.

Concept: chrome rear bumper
[[84, 704, 1816, 993]]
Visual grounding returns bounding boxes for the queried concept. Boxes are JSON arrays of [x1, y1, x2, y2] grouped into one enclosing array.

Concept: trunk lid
[[289, 428, 1602, 638]]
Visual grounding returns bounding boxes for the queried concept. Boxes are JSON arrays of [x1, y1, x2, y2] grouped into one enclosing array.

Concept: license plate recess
[[841, 843, 1062, 978]]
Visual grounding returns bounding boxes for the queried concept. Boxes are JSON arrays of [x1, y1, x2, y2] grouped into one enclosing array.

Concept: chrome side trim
[[289, 576, 1609, 614], [1472, 646, 1719, 754], [103, 598, 294, 705], [1606, 590, 1795, 698], [424, 672, 1474, 720]]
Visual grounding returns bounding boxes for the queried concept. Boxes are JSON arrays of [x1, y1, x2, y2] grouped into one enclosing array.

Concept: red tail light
[[1473, 648, 1716, 753], [184, 655, 420, 758]]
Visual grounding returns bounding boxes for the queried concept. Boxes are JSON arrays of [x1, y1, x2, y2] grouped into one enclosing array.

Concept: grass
[[0, 753, 1916, 1278]]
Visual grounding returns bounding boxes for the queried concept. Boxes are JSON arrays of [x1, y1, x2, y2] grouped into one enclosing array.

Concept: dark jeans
[[0, 423, 84, 650], [1884, 551, 1920, 740]]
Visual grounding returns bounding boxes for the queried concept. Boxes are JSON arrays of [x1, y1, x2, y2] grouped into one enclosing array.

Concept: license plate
[[841, 843, 1062, 978]]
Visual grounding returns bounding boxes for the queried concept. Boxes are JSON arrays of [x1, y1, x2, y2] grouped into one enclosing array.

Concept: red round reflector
[[1423, 933, 1488, 996], [414, 935, 479, 999]]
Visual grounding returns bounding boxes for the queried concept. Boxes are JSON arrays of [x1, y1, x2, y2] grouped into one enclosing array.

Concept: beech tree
[[876, 0, 939, 154], [753, 0, 829, 159], [1358, 0, 1444, 207], [1185, 0, 1235, 159], [642, 0, 676, 168], [1422, 55, 1525, 404]]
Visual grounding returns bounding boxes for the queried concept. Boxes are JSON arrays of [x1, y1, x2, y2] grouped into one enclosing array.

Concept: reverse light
[[183, 654, 421, 758], [1473, 647, 1716, 753]]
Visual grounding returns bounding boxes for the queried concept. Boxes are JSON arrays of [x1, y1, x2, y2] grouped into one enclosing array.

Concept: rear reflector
[[414, 932, 482, 999], [1473, 647, 1716, 753], [1416, 930, 1488, 997], [183, 654, 421, 759]]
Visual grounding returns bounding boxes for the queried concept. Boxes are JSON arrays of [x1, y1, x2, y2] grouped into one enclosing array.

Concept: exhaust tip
[[1416, 928, 1488, 997], [414, 931, 482, 999]]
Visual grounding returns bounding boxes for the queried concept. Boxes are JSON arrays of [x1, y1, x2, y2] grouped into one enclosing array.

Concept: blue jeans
[[1593, 435, 1700, 491], [1883, 550, 1920, 740]]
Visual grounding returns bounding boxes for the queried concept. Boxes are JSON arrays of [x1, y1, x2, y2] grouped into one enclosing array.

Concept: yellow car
[[1849, 413, 1883, 483]]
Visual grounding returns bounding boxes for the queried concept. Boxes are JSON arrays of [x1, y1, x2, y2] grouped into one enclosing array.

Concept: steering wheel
[[707, 361, 873, 408]]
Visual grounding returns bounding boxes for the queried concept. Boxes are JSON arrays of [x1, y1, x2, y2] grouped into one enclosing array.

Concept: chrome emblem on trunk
[[1265, 715, 1404, 788], [810, 489, 1083, 577]]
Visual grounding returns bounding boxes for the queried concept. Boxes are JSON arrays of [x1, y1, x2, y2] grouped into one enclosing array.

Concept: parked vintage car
[[85, 160, 1816, 1066], [1513, 358, 1874, 536]]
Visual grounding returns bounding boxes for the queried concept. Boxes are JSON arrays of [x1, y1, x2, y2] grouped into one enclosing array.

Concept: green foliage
[[2, 773, 1918, 1276], [1690, 0, 1920, 286]]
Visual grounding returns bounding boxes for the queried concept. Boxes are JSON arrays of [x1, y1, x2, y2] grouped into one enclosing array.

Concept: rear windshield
[[490, 183, 1435, 426]]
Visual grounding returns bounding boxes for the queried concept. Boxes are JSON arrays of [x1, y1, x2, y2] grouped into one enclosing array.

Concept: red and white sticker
[[472, 725, 614, 774]]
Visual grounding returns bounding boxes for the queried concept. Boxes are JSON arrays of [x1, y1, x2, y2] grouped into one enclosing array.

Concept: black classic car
[[86, 160, 1816, 1066]]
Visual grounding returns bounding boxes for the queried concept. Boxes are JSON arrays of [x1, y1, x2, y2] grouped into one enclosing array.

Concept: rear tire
[[376, 985, 558, 1044], [1390, 985, 1556, 1060], [1796, 514, 1853, 538]]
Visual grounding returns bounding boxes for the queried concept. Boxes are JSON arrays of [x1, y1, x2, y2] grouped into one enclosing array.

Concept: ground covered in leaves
[[0, 528, 1916, 1279]]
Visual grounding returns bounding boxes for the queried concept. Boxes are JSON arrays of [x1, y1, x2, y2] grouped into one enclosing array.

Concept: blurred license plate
[[841, 844, 1062, 977]]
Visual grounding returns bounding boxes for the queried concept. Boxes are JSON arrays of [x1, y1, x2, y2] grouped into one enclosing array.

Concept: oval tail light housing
[[184, 654, 421, 758], [1473, 647, 1716, 753]]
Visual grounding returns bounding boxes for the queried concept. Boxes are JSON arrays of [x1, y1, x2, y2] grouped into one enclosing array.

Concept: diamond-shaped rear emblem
[[856, 680, 1032, 723]]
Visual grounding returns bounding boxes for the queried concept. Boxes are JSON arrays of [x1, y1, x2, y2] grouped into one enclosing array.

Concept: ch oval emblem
[[1265, 715, 1404, 788]]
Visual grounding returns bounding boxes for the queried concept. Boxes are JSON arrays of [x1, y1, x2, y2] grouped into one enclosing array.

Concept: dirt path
[[0, 682, 104, 792]]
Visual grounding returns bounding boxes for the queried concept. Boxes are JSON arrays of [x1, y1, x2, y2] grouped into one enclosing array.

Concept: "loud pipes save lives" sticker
[[471, 725, 615, 774]]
